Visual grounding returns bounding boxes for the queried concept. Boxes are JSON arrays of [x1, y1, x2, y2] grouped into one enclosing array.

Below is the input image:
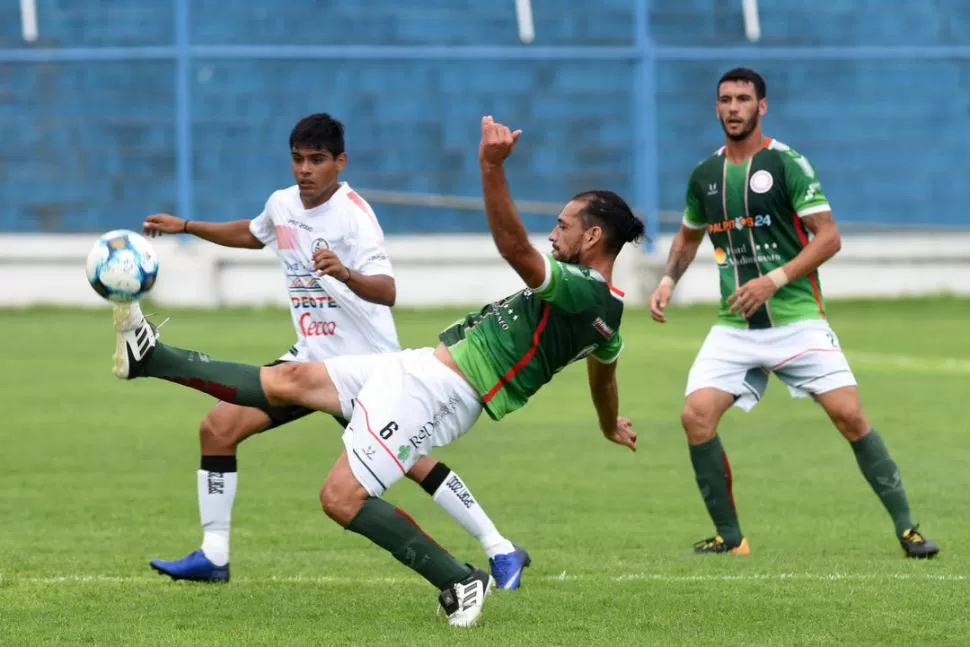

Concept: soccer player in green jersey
[[649, 67, 939, 559], [110, 116, 643, 627]]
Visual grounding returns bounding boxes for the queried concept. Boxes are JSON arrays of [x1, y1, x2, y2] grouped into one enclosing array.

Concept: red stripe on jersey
[[346, 190, 382, 236], [608, 284, 624, 299], [357, 399, 406, 475], [274, 225, 298, 249], [791, 213, 825, 317], [762, 137, 774, 149], [482, 303, 552, 404]]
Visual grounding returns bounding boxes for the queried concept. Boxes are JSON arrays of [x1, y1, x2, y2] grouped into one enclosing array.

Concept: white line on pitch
[[2, 572, 966, 586]]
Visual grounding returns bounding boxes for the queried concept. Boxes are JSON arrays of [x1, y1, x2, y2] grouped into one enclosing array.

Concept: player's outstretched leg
[[682, 389, 750, 556], [325, 452, 493, 628], [113, 302, 280, 407], [409, 458, 530, 590], [816, 387, 940, 559]]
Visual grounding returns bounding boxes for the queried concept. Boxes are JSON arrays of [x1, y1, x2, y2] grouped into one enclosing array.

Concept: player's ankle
[[482, 537, 515, 558]]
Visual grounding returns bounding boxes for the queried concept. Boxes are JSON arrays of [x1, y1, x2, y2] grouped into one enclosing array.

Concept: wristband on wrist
[[768, 267, 789, 289], [659, 275, 676, 289]]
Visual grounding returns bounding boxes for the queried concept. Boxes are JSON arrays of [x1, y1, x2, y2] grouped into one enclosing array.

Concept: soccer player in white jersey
[[141, 113, 530, 588]]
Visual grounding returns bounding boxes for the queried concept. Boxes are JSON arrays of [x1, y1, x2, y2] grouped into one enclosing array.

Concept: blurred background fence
[[2, 0, 970, 308], [3, 0, 970, 241]]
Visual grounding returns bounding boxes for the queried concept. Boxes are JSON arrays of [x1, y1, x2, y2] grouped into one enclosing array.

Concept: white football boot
[[436, 567, 494, 628], [112, 301, 159, 379]]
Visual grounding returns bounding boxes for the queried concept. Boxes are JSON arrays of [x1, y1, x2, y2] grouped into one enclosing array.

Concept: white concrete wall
[[0, 233, 967, 308]]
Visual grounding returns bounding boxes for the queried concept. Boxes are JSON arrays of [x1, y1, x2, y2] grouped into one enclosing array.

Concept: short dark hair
[[717, 67, 766, 100], [572, 190, 645, 255], [289, 113, 345, 157]]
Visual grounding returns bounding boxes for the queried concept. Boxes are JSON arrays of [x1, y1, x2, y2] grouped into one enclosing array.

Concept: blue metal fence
[[2, 0, 968, 237]]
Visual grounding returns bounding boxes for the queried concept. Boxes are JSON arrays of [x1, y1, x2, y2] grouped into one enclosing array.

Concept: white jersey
[[249, 182, 401, 361]]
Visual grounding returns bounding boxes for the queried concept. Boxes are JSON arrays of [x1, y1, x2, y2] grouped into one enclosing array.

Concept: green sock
[[146, 343, 270, 409], [347, 497, 472, 590], [689, 436, 743, 546], [851, 430, 914, 536]]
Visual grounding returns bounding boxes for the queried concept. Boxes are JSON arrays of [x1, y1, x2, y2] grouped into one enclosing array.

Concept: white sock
[[197, 469, 237, 566], [432, 470, 514, 559]]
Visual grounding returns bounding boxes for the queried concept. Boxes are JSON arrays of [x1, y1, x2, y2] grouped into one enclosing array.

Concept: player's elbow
[[383, 285, 397, 307], [500, 246, 545, 288], [825, 227, 843, 257], [377, 278, 396, 307]]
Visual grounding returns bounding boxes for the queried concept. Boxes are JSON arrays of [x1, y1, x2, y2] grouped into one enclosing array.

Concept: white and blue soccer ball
[[85, 229, 160, 303]]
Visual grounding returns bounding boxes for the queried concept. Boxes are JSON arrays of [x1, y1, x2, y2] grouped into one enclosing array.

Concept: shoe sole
[[903, 548, 940, 559], [149, 562, 230, 583], [691, 537, 751, 556]]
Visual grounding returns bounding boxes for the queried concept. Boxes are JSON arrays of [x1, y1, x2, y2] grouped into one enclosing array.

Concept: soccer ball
[[85, 229, 160, 303]]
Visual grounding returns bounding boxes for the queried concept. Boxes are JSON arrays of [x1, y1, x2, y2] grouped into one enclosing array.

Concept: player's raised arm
[[478, 116, 546, 289], [143, 213, 264, 249], [586, 356, 636, 451]]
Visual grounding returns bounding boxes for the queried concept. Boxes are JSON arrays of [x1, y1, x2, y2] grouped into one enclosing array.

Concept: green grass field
[[1, 298, 968, 646]]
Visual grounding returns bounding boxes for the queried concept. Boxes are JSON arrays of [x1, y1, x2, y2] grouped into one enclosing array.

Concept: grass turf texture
[[1, 298, 967, 645]]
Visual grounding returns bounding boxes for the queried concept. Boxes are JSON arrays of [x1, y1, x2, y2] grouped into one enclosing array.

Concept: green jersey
[[683, 138, 831, 329], [439, 253, 625, 421]]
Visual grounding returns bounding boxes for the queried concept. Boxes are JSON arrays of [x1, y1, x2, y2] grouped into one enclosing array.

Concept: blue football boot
[[488, 545, 531, 590], [150, 550, 230, 583]]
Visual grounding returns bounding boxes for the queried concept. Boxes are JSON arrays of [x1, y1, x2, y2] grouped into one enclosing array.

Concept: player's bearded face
[[549, 205, 584, 264], [719, 109, 759, 141], [716, 81, 763, 142]]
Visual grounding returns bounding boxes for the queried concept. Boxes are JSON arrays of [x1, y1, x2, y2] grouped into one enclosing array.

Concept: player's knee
[[262, 362, 305, 405], [831, 406, 869, 441], [199, 412, 241, 452], [681, 404, 717, 442], [320, 476, 363, 526]]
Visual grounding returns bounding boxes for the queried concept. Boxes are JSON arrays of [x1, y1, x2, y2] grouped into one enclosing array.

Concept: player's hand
[[604, 416, 637, 452], [649, 284, 673, 323], [313, 248, 350, 281], [478, 116, 522, 166], [727, 275, 778, 317], [143, 213, 186, 237]]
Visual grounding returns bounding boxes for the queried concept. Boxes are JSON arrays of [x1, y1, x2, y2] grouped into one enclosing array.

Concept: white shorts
[[323, 348, 483, 496], [685, 320, 857, 412]]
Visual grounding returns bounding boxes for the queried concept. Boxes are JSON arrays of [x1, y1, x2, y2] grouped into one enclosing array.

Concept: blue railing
[[2, 0, 969, 238]]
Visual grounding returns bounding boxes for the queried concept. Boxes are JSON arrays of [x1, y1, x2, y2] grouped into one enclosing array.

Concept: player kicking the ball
[[110, 116, 643, 627], [139, 113, 530, 590], [649, 68, 939, 558]]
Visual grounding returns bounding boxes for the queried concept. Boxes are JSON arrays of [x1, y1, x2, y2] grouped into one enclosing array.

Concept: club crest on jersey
[[592, 317, 614, 339], [749, 170, 773, 193], [311, 238, 330, 253]]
